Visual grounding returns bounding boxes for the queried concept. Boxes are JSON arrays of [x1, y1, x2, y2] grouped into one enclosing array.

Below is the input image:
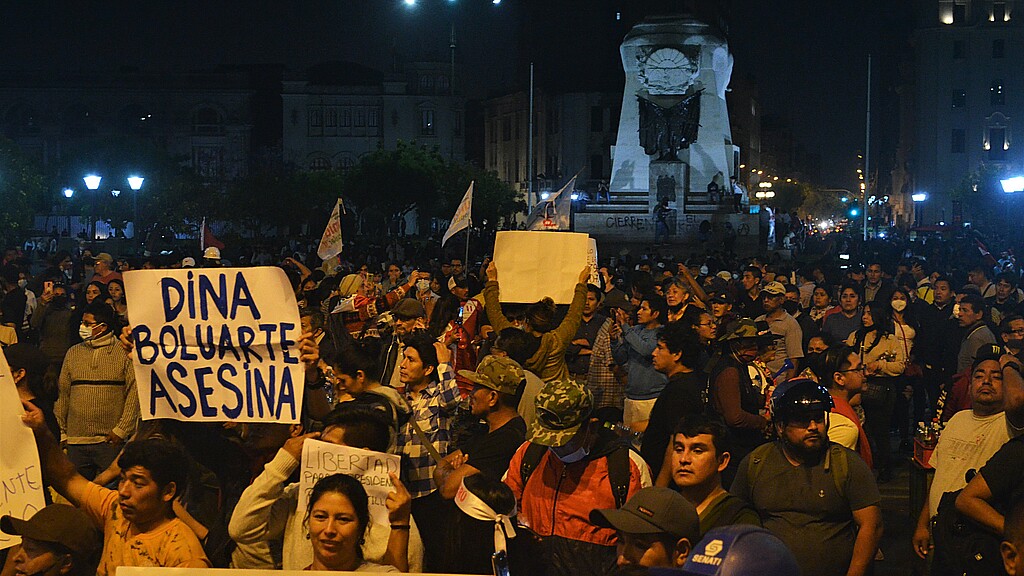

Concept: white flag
[[442, 182, 474, 246], [526, 175, 576, 231], [317, 198, 344, 261]]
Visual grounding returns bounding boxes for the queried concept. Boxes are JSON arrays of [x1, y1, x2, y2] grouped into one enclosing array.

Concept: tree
[[0, 136, 47, 247]]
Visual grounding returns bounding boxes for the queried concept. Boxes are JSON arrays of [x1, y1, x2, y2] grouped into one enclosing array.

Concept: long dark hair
[[852, 301, 894, 354], [305, 473, 371, 560]]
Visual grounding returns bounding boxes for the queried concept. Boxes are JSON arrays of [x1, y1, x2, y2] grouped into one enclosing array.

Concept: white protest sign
[[124, 267, 304, 423], [492, 230, 589, 304], [298, 439, 401, 527], [0, 349, 46, 549]]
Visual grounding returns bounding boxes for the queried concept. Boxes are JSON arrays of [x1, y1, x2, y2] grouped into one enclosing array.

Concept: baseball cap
[[590, 487, 700, 541], [391, 298, 426, 320], [710, 292, 733, 305], [1, 504, 99, 555], [761, 281, 786, 296], [716, 271, 733, 281], [181, 257, 196, 268], [203, 246, 221, 260], [678, 525, 800, 576], [973, 343, 1005, 370], [93, 252, 114, 265], [458, 355, 526, 395], [529, 379, 594, 447]]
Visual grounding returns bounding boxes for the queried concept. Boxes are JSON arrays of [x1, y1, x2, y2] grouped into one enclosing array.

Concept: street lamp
[[62, 188, 74, 199], [127, 176, 144, 252], [83, 175, 102, 239], [912, 192, 927, 202], [1001, 177, 1024, 193], [83, 175, 101, 190]]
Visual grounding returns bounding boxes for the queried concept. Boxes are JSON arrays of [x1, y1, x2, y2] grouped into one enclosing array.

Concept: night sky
[[0, 1, 914, 188]]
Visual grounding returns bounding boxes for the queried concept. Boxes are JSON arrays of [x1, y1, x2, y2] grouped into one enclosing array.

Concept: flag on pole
[[442, 182, 474, 246], [525, 175, 577, 231], [318, 198, 345, 261], [200, 218, 225, 250]]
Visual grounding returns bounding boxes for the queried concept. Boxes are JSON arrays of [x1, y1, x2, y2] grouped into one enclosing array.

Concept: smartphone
[[492, 551, 510, 576], [456, 305, 465, 325], [43, 281, 54, 294]]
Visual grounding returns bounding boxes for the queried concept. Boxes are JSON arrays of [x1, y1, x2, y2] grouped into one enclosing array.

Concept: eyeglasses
[[696, 322, 714, 327], [838, 366, 867, 374], [1009, 329, 1024, 336]]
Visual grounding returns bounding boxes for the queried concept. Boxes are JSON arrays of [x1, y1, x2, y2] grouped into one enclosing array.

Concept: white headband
[[455, 478, 517, 553]]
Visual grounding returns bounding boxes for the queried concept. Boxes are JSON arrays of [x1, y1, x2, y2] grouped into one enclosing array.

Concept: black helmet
[[769, 377, 834, 423]]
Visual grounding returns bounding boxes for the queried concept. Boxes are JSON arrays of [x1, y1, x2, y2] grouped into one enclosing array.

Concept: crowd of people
[[4, 232, 1024, 575]]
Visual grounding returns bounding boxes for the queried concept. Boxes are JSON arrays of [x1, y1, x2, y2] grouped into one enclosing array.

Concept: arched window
[[310, 157, 331, 171]]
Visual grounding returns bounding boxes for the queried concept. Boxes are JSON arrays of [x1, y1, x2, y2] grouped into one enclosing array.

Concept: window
[[951, 128, 966, 152], [419, 75, 434, 92], [994, 1, 1007, 21], [993, 39, 1005, 58], [990, 127, 1007, 159], [953, 1, 967, 23], [368, 108, 380, 127], [421, 109, 435, 135], [310, 157, 331, 171], [591, 106, 604, 131], [354, 109, 366, 127], [953, 40, 965, 58], [502, 116, 512, 141], [308, 107, 322, 127], [325, 108, 337, 127], [341, 108, 352, 127], [992, 80, 1006, 105], [953, 90, 967, 108], [339, 155, 355, 172], [590, 154, 604, 179], [515, 112, 521, 140]]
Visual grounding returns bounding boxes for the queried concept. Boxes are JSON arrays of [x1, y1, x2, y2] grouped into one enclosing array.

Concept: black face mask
[[783, 300, 800, 315], [50, 295, 68, 309]]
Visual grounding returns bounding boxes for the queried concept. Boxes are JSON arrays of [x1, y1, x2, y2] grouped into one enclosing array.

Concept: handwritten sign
[[124, 267, 304, 423], [298, 439, 401, 527], [0, 349, 45, 549], [493, 231, 590, 304]]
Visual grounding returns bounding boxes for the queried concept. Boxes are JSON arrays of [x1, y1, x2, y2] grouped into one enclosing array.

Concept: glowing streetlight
[[912, 193, 927, 202], [62, 188, 74, 199], [83, 175, 102, 190], [1001, 177, 1024, 193]]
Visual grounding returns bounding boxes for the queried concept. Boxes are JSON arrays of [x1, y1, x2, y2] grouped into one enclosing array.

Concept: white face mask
[[17, 279, 27, 289], [891, 299, 907, 312], [79, 323, 95, 341]]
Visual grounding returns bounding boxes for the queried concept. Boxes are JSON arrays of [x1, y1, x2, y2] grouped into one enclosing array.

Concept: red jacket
[[831, 393, 873, 469], [503, 440, 651, 547]]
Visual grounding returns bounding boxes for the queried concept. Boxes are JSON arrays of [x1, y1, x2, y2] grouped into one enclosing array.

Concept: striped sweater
[[56, 332, 139, 444]]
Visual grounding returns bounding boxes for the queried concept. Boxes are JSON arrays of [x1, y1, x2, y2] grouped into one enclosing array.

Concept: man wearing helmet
[[730, 378, 883, 576]]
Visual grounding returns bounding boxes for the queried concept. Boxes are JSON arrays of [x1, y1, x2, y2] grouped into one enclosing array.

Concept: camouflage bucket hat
[[529, 379, 594, 447], [718, 318, 774, 342], [458, 355, 526, 395]]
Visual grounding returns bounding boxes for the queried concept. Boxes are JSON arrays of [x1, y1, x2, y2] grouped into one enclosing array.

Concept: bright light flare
[[1001, 177, 1024, 193]]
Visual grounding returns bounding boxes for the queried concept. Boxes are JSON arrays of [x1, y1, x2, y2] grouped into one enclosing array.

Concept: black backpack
[[519, 441, 632, 508], [931, 488, 1004, 576]]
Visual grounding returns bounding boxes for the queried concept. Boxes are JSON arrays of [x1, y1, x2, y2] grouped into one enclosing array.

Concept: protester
[[303, 474, 400, 572], [590, 486, 701, 569], [611, 294, 669, 430], [0, 504, 100, 576]]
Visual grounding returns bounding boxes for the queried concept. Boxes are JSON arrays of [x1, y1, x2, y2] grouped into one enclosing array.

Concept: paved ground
[[877, 443, 929, 576]]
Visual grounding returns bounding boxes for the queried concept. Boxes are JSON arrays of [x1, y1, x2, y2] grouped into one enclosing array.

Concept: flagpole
[[464, 217, 471, 271]]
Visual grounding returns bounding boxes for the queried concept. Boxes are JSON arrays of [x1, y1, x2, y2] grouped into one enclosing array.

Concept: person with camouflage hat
[[503, 378, 652, 576], [433, 355, 528, 499]]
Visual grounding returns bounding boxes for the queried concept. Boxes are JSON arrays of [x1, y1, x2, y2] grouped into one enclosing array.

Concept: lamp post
[[912, 192, 927, 227], [128, 176, 144, 253], [83, 175, 102, 240]]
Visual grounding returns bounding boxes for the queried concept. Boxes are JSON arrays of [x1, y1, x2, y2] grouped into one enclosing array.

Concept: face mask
[[550, 443, 590, 464], [891, 299, 907, 312], [783, 301, 799, 315], [17, 279, 27, 289], [699, 265, 709, 276], [79, 323, 95, 341], [51, 295, 68, 309]]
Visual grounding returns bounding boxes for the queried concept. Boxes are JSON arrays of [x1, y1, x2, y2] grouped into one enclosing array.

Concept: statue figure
[[637, 90, 703, 161], [656, 174, 677, 202]]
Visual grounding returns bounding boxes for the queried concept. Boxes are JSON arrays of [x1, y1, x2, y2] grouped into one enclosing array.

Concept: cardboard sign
[[587, 238, 600, 285], [124, 267, 304, 423], [0, 349, 46, 549], [298, 439, 401, 527], [492, 231, 590, 304]]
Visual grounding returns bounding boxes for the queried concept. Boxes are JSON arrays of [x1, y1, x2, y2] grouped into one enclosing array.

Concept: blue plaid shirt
[[398, 363, 461, 498]]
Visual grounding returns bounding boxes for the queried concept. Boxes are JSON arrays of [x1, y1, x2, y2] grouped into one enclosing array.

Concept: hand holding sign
[[386, 472, 412, 525], [298, 439, 402, 528], [0, 353, 46, 549]]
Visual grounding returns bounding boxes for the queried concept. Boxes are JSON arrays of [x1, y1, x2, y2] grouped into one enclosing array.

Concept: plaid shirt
[[398, 363, 460, 498], [587, 318, 625, 410]]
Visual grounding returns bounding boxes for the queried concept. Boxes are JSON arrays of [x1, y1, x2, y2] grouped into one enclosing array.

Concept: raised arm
[[21, 401, 93, 507]]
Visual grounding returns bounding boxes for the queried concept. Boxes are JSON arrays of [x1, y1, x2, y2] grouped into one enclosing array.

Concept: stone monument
[[575, 15, 757, 250]]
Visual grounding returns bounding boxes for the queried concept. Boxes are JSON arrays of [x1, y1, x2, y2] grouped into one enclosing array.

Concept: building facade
[[281, 61, 465, 173], [913, 0, 1024, 224]]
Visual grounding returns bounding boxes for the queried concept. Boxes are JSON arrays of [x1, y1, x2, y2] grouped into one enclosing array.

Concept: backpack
[[519, 441, 632, 508], [931, 488, 1003, 576], [746, 442, 849, 498]]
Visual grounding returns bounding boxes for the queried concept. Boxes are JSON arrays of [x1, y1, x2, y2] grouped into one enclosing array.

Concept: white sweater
[[228, 449, 424, 571]]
